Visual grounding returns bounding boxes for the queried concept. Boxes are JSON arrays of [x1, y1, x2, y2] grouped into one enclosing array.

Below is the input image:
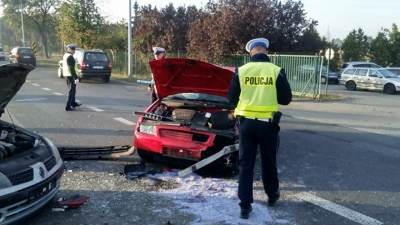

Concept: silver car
[[0, 64, 64, 225], [340, 68, 400, 94]]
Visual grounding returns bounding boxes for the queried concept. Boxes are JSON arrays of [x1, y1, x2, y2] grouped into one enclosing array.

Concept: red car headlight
[[139, 124, 156, 135]]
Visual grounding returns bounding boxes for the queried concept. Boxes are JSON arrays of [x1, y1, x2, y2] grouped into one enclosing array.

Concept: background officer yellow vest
[[62, 53, 73, 77], [234, 62, 280, 119]]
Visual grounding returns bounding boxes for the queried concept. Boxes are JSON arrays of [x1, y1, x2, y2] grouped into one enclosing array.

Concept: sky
[[95, 0, 400, 39], [0, 0, 398, 39]]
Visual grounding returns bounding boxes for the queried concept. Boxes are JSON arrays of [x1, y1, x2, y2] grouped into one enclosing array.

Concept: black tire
[[345, 81, 356, 91], [137, 149, 154, 162], [383, 83, 396, 95], [103, 76, 110, 83]]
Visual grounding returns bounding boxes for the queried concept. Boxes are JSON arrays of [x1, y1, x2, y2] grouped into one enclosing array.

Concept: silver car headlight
[[42, 137, 62, 162], [139, 124, 156, 135], [0, 172, 12, 189]]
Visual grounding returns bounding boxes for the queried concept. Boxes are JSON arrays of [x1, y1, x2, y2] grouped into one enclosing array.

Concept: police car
[[0, 64, 64, 225]]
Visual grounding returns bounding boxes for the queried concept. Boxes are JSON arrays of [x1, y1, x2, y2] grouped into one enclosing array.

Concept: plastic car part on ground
[[57, 145, 134, 160], [52, 195, 90, 212]]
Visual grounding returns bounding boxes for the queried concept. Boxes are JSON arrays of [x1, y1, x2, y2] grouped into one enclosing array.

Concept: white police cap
[[245, 38, 270, 53], [152, 46, 166, 55], [65, 44, 77, 50]]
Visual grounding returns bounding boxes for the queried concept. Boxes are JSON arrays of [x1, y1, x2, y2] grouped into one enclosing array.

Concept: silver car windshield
[[379, 69, 397, 78]]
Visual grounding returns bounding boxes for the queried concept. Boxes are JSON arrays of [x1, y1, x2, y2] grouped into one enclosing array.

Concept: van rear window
[[85, 53, 108, 62], [19, 48, 33, 54]]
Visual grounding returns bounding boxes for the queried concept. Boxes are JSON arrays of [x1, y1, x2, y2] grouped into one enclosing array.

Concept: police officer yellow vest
[[234, 62, 281, 119]]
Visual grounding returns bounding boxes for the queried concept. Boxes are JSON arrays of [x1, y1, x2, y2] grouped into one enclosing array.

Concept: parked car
[[340, 68, 400, 94], [298, 65, 340, 84], [386, 67, 400, 77], [9, 47, 36, 67], [0, 64, 64, 225], [0, 47, 7, 62], [58, 49, 112, 83], [340, 62, 381, 73], [134, 58, 238, 171]]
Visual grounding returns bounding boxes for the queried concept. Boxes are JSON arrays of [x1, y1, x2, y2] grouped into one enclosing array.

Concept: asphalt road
[[3, 66, 400, 225]]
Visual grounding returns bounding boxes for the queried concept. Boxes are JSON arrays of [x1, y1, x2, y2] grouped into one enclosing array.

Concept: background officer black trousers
[[238, 118, 279, 208], [66, 77, 76, 108]]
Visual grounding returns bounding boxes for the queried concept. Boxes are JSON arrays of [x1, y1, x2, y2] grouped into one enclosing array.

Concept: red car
[[133, 58, 238, 170]]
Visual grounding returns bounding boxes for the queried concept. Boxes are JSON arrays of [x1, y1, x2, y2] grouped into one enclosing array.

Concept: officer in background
[[148, 47, 166, 103], [62, 44, 81, 111], [228, 38, 292, 219]]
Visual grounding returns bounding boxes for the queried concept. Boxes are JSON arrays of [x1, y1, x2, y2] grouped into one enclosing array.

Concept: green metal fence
[[107, 50, 323, 99], [223, 54, 324, 99]]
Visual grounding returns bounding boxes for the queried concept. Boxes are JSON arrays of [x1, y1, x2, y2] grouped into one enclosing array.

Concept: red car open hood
[[149, 58, 234, 99]]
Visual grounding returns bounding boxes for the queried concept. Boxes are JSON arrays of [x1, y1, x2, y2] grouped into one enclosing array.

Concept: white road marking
[[87, 106, 104, 112], [53, 92, 64, 96], [113, 117, 136, 126], [31, 83, 40, 86], [26, 80, 31, 83], [15, 98, 47, 102], [42, 87, 52, 91], [295, 192, 383, 225]]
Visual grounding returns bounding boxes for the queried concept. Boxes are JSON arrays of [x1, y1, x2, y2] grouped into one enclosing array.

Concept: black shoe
[[65, 107, 74, 111], [268, 191, 280, 206], [72, 103, 82, 107], [240, 205, 252, 219]]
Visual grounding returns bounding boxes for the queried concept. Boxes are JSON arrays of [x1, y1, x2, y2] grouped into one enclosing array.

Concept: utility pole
[[20, 0, 25, 46], [128, 0, 132, 78]]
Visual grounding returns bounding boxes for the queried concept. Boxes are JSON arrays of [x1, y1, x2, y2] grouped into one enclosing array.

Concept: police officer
[[148, 47, 166, 103], [228, 38, 292, 219], [62, 44, 81, 111]]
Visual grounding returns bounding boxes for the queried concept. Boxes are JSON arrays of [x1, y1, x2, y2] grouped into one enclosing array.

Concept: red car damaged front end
[[133, 58, 237, 165]]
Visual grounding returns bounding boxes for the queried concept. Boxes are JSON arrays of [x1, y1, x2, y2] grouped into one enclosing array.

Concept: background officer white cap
[[245, 38, 270, 53], [152, 46, 166, 55], [65, 44, 77, 51]]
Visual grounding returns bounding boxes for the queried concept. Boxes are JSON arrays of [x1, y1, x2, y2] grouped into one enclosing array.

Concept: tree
[[297, 21, 325, 53], [1, 0, 60, 57], [388, 24, 400, 66], [58, 0, 104, 49], [370, 31, 391, 66], [341, 28, 369, 62]]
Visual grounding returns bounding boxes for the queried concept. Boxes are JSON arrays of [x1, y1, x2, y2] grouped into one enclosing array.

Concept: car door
[[353, 69, 369, 88], [366, 69, 384, 90]]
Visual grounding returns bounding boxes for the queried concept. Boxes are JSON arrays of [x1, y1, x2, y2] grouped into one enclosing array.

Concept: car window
[[343, 69, 355, 75], [379, 69, 397, 78], [370, 64, 380, 68], [0, 48, 3, 52], [342, 63, 349, 69], [85, 53, 108, 62], [354, 69, 368, 76], [368, 69, 379, 77], [19, 48, 33, 54], [387, 69, 400, 75]]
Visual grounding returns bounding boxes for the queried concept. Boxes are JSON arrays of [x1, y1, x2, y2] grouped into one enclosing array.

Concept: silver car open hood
[[0, 64, 33, 116]]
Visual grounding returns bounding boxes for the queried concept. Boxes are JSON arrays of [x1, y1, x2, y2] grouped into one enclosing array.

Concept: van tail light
[[108, 62, 112, 69], [80, 61, 89, 70], [16, 54, 21, 59]]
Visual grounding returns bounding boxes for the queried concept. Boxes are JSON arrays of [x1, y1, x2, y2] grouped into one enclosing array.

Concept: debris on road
[[178, 144, 239, 177], [58, 145, 134, 160], [52, 195, 90, 212], [153, 172, 284, 225], [123, 161, 163, 181]]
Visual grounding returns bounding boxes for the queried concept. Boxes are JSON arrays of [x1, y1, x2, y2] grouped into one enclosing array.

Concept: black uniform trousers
[[66, 77, 76, 108], [238, 117, 279, 208]]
